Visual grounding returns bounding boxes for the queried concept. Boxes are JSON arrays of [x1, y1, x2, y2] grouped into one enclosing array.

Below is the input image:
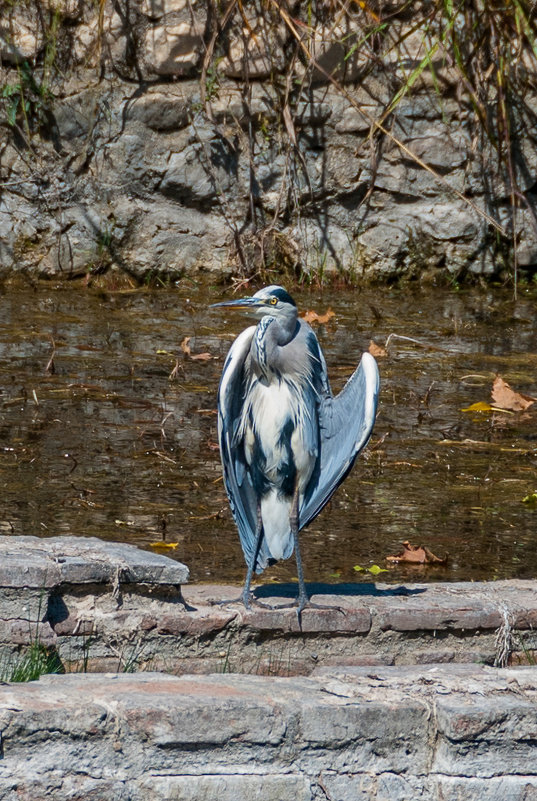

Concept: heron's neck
[[252, 315, 297, 381]]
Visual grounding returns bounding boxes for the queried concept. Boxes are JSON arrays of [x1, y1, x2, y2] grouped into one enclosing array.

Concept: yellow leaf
[[461, 401, 493, 412], [523, 492, 537, 505], [368, 564, 388, 575], [148, 541, 178, 549], [461, 401, 513, 414]]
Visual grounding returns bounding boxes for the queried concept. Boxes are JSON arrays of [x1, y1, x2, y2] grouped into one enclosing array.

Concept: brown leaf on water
[[180, 336, 212, 361], [180, 336, 192, 355], [386, 540, 448, 566], [368, 340, 387, 358], [301, 308, 335, 325], [491, 375, 536, 412]]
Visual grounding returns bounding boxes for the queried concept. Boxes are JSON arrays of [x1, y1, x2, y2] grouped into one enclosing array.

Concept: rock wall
[[1, 1, 537, 283], [2, 666, 537, 800], [2, 536, 537, 798], [2, 536, 537, 675]]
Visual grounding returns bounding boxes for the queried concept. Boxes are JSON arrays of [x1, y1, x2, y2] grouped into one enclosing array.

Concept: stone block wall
[[2, 536, 537, 676], [2, 666, 537, 800], [2, 536, 537, 798], [1, 1, 536, 282]]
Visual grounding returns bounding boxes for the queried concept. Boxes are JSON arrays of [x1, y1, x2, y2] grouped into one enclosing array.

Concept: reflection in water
[[0, 280, 536, 585]]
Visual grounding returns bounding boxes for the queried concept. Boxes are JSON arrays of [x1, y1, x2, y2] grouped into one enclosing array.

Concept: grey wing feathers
[[217, 327, 272, 571], [299, 350, 379, 528]]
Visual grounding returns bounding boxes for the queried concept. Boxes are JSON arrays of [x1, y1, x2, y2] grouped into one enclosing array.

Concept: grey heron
[[212, 285, 379, 613]]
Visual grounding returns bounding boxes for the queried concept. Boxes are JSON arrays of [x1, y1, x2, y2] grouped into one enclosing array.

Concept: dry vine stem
[[269, 0, 508, 239], [384, 333, 454, 354]]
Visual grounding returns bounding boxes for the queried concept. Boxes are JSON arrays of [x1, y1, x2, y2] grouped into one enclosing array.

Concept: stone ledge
[[1, 536, 537, 672], [1, 665, 537, 800], [0, 536, 189, 588]]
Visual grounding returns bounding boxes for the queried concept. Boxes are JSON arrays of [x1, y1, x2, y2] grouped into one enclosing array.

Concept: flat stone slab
[[183, 578, 536, 634], [184, 580, 521, 630], [1, 665, 537, 800], [0, 535, 189, 588]]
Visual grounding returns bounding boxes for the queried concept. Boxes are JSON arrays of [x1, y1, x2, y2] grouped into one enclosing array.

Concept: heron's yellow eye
[[269, 297, 278, 306]]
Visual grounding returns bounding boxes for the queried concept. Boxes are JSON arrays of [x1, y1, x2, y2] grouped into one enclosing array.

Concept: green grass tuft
[[1, 642, 63, 683]]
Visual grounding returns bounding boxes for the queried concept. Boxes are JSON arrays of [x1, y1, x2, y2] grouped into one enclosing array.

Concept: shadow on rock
[[253, 582, 427, 601]]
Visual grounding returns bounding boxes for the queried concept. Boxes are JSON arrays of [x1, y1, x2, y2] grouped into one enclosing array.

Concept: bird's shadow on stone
[[253, 581, 427, 601]]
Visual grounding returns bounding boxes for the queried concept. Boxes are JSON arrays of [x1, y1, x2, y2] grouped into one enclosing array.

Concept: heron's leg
[[211, 503, 271, 609], [241, 502, 264, 609], [291, 486, 346, 619], [290, 486, 308, 616]]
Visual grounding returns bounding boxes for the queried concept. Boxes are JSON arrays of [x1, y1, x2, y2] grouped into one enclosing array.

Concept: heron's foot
[[209, 595, 241, 607], [241, 591, 275, 610], [209, 593, 271, 610], [296, 595, 347, 627], [267, 596, 346, 616], [303, 599, 346, 613]]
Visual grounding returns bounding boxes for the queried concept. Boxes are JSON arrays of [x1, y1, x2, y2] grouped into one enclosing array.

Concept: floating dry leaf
[[368, 340, 387, 358], [386, 540, 448, 565], [180, 336, 212, 361], [301, 308, 335, 325], [491, 376, 536, 412], [45, 338, 56, 374], [461, 401, 496, 412], [148, 541, 178, 549], [169, 358, 181, 380], [180, 336, 192, 355]]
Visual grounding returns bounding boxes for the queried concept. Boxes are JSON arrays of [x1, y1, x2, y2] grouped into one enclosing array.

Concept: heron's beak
[[210, 297, 265, 311]]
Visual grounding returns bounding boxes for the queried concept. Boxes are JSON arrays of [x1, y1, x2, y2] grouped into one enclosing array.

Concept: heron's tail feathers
[[260, 491, 294, 562]]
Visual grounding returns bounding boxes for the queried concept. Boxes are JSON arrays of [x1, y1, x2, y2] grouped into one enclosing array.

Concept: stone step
[[0, 536, 536, 672], [0, 535, 189, 589], [1, 664, 537, 800]]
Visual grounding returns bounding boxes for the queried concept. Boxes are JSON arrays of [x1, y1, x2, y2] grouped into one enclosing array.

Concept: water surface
[[1, 279, 536, 585]]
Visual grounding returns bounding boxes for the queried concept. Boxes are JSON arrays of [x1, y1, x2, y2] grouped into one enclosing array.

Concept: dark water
[[1, 278, 536, 585]]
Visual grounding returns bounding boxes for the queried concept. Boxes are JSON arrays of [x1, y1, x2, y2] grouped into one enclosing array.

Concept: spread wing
[[217, 327, 273, 571], [300, 349, 379, 528]]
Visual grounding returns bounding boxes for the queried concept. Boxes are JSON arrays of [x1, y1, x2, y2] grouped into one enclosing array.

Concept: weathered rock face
[[2, 535, 537, 799], [0, 535, 190, 672], [1, 1, 536, 283], [3, 535, 537, 676], [2, 665, 537, 800]]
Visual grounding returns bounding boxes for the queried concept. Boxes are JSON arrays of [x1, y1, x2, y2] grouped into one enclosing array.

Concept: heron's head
[[211, 285, 298, 324]]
